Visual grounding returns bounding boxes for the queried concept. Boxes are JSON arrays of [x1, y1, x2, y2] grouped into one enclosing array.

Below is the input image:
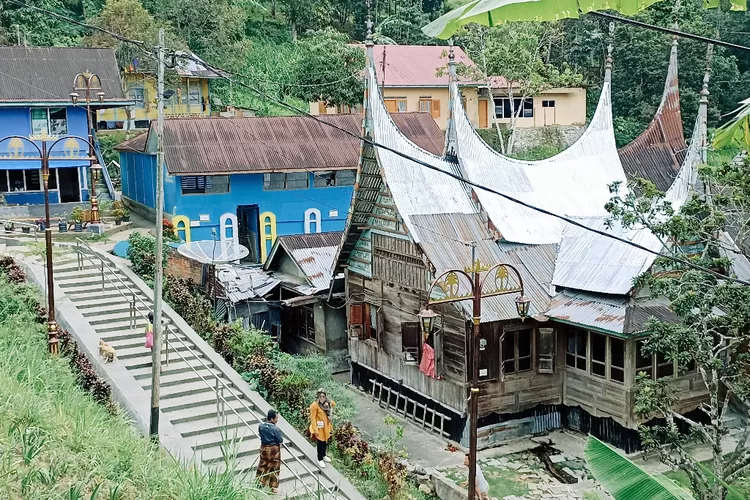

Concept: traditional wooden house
[[333, 35, 740, 451]]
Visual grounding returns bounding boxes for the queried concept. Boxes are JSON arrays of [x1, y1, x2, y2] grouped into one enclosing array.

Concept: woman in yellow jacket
[[309, 388, 335, 468]]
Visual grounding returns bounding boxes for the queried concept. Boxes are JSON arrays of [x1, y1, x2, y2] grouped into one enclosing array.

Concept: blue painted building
[[0, 47, 130, 209], [117, 112, 445, 263]]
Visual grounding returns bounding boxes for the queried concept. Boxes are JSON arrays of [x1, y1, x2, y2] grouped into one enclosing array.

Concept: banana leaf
[[422, 0, 746, 39], [584, 436, 695, 500], [713, 98, 750, 151]]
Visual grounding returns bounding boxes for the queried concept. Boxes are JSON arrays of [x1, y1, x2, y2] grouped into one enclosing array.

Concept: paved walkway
[[340, 382, 465, 470]]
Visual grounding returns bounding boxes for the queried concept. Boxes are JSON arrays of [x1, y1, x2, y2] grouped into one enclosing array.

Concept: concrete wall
[[0, 106, 92, 204], [511, 125, 586, 153], [98, 74, 211, 127], [479, 87, 587, 128]]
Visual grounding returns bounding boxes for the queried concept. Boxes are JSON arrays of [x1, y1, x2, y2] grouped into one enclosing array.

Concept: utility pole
[[150, 28, 166, 440]]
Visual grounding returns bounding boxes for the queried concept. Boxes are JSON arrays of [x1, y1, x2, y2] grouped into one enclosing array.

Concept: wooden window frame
[[384, 98, 408, 113], [635, 339, 680, 380], [609, 337, 625, 384], [349, 302, 379, 345], [537, 327, 555, 374], [566, 327, 587, 371], [401, 321, 421, 365], [590, 332, 607, 379], [542, 99, 556, 108], [418, 98, 441, 119], [502, 326, 533, 376]]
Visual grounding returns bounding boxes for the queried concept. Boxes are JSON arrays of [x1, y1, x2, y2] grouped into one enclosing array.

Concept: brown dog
[[99, 339, 117, 363]]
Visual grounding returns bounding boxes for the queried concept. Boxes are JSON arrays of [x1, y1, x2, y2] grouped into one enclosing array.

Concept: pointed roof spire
[[672, 0, 681, 45], [365, 0, 374, 68], [605, 22, 614, 83], [445, 39, 458, 159]]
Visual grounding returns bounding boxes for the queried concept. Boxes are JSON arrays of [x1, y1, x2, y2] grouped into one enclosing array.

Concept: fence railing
[[74, 238, 339, 499], [0, 219, 40, 241]]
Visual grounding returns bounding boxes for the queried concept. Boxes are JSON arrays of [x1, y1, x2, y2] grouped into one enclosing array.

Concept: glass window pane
[[397, 100, 407, 112], [9, 170, 24, 191], [313, 171, 335, 188], [610, 338, 624, 368], [611, 367, 624, 383], [502, 333, 514, 363], [566, 354, 575, 367], [419, 100, 431, 113], [591, 333, 606, 363], [566, 332, 576, 354], [48, 168, 57, 190], [517, 329, 531, 357], [336, 170, 356, 186], [31, 109, 47, 136], [518, 357, 531, 372], [0, 171, 7, 192], [263, 173, 285, 190], [577, 357, 587, 371], [25, 170, 41, 191], [130, 87, 145, 108], [576, 331, 587, 356], [286, 172, 309, 189], [49, 108, 67, 135], [189, 86, 201, 105], [592, 361, 605, 377]]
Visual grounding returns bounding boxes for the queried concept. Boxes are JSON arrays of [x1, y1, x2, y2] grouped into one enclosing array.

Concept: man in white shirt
[[461, 453, 490, 500]]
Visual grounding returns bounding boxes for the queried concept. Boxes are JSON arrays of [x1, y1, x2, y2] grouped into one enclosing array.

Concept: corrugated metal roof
[[552, 108, 704, 295], [365, 67, 477, 241], [216, 265, 280, 303], [114, 132, 148, 153], [264, 232, 343, 291], [155, 112, 444, 175], [277, 232, 343, 252], [174, 51, 223, 79], [545, 291, 675, 335], [0, 47, 126, 103], [450, 72, 628, 245], [718, 231, 750, 281], [410, 213, 554, 322], [288, 246, 338, 291], [618, 41, 685, 192]]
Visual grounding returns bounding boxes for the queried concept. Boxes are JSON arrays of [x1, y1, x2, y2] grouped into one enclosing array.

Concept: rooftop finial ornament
[[448, 39, 455, 63], [365, 0, 373, 43]]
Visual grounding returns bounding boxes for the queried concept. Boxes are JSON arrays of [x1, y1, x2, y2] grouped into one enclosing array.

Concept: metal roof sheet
[[365, 67, 477, 242], [288, 246, 338, 291], [552, 107, 704, 295], [368, 44, 477, 87], [0, 47, 126, 103], [155, 112, 444, 175], [216, 266, 280, 303], [450, 74, 628, 245], [277, 232, 343, 252], [114, 132, 148, 153], [618, 41, 685, 192], [410, 213, 554, 322]]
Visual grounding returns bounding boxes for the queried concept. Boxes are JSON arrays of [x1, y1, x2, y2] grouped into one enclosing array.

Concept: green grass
[[706, 144, 742, 168], [0, 271, 263, 499], [444, 461, 529, 498]]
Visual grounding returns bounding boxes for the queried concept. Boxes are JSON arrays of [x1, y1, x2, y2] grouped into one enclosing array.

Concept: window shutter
[[401, 322, 420, 365], [431, 100, 441, 118], [538, 327, 555, 373], [350, 304, 363, 339], [318, 101, 327, 114], [376, 307, 384, 349], [384, 100, 398, 113]]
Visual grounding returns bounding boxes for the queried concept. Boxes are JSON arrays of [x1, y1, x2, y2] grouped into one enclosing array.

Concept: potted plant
[[71, 206, 85, 232], [112, 208, 124, 226], [4, 221, 14, 233], [122, 208, 131, 222], [36, 218, 45, 231], [58, 218, 67, 232]]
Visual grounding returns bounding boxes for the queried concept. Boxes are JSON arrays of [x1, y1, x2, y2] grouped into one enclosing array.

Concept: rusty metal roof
[[0, 47, 127, 103], [265, 232, 343, 291], [367, 44, 477, 87], [410, 213, 555, 322], [546, 290, 675, 336], [215, 265, 280, 303], [143, 113, 443, 175], [113, 132, 148, 153], [618, 41, 685, 192]]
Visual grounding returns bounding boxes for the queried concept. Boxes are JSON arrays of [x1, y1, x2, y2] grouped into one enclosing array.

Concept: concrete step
[[129, 357, 215, 380], [59, 282, 128, 294], [105, 332, 189, 351], [175, 408, 262, 438], [125, 351, 208, 371], [166, 398, 255, 425], [153, 378, 235, 401], [75, 295, 151, 310], [199, 437, 306, 466], [160, 391, 247, 413], [55, 269, 112, 281], [91, 316, 173, 333], [140, 365, 221, 389], [66, 287, 137, 302], [88, 310, 153, 325], [82, 304, 153, 320], [115, 342, 194, 361]]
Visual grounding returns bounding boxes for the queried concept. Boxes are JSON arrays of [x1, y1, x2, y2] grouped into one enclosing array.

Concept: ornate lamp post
[[0, 134, 97, 354], [70, 72, 105, 224], [417, 244, 530, 500]]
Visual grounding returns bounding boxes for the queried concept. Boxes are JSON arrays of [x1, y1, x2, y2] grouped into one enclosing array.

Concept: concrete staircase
[[14, 244, 356, 499]]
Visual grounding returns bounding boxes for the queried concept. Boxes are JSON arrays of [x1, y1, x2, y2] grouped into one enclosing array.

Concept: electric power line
[[15, 0, 750, 288]]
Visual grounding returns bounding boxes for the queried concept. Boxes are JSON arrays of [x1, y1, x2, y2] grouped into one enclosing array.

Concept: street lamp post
[[417, 244, 530, 500], [0, 134, 98, 354], [70, 72, 105, 225]]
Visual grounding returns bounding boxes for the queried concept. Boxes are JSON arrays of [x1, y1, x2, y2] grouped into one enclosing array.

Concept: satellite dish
[[177, 240, 249, 264]]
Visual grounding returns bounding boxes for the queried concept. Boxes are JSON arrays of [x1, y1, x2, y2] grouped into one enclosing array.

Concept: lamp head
[[90, 163, 102, 183], [515, 295, 530, 319], [417, 307, 439, 336], [69, 92, 80, 105]]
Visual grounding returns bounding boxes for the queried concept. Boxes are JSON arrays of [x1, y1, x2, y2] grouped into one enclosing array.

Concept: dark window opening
[[610, 338, 624, 383], [503, 328, 533, 374], [0, 172, 8, 192], [542, 100, 556, 108], [566, 328, 587, 371], [9, 170, 24, 191], [180, 175, 229, 195], [25, 170, 41, 191], [350, 303, 379, 344], [636, 340, 653, 379], [656, 352, 674, 379], [591, 332, 606, 378], [401, 321, 421, 364]]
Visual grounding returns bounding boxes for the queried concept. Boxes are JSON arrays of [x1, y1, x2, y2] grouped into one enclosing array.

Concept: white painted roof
[[366, 66, 477, 243], [450, 79, 628, 245]]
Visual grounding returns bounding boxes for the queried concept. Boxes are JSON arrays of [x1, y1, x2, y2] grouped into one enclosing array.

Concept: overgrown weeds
[[0, 255, 262, 499]]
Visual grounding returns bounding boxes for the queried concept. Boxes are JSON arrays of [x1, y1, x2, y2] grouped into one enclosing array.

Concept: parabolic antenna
[[177, 240, 249, 264]]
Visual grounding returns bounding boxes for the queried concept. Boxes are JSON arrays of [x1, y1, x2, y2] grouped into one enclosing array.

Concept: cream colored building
[[310, 45, 586, 131]]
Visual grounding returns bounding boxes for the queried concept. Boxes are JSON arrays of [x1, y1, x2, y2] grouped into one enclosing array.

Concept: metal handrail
[[73, 239, 338, 498], [0, 219, 40, 241]]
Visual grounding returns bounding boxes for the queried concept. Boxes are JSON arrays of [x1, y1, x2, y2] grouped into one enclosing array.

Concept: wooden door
[[479, 99, 488, 128]]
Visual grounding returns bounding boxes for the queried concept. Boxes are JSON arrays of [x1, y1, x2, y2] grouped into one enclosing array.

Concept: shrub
[[164, 276, 214, 337], [126, 232, 168, 282]]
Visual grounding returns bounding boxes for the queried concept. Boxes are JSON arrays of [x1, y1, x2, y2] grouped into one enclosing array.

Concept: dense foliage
[[4, 0, 750, 145], [605, 155, 750, 499]]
